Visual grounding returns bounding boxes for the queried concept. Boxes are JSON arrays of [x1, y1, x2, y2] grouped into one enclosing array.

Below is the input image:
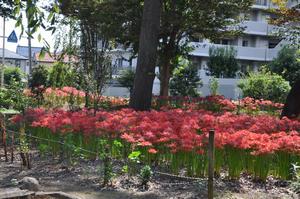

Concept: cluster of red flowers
[[236, 97, 284, 112], [13, 107, 300, 155], [43, 87, 128, 108], [152, 95, 237, 112], [44, 87, 86, 98], [152, 95, 284, 115]]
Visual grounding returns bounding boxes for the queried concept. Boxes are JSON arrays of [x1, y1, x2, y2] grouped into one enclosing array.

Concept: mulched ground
[[0, 151, 299, 199]]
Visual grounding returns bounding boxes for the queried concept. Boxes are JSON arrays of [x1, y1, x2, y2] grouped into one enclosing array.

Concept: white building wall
[[104, 0, 297, 99]]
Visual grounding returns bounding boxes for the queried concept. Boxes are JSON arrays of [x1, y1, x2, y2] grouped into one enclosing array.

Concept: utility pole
[[27, 1, 32, 75], [1, 16, 5, 87], [28, 26, 32, 74]]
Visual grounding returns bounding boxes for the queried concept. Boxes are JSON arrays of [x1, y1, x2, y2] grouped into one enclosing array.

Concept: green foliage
[[128, 151, 141, 163], [29, 65, 49, 89], [291, 163, 300, 193], [170, 58, 202, 97], [48, 62, 78, 88], [140, 165, 152, 186], [209, 77, 219, 96], [60, 0, 253, 102], [0, 0, 14, 18], [207, 46, 239, 78], [4, 66, 24, 85], [128, 150, 141, 175], [238, 69, 291, 103], [0, 79, 34, 112], [0, 88, 13, 109], [268, 45, 300, 86], [117, 69, 135, 93]]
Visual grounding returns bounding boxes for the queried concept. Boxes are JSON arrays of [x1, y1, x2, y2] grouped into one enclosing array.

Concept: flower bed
[[12, 103, 300, 181], [12, 87, 298, 181]]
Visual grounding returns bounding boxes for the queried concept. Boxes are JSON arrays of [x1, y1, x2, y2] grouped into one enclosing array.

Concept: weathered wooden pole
[[208, 129, 215, 199], [11, 130, 14, 163], [1, 116, 8, 162]]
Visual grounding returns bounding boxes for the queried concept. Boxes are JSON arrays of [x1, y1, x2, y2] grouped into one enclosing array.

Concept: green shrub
[[207, 46, 239, 78], [170, 58, 202, 97], [268, 45, 300, 86], [0, 80, 34, 111], [4, 66, 24, 85], [29, 65, 49, 89], [238, 69, 291, 103], [48, 62, 78, 88], [117, 69, 135, 93]]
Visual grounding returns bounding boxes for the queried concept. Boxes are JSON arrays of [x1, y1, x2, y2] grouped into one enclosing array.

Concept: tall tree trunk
[[281, 79, 300, 119], [159, 59, 171, 97], [158, 30, 177, 97], [129, 0, 162, 111]]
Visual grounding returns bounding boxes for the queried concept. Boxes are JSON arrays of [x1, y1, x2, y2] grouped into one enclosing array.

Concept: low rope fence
[[1, 127, 216, 197]]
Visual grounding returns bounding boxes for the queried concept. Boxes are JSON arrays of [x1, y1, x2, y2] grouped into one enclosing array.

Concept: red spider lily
[[13, 106, 300, 157]]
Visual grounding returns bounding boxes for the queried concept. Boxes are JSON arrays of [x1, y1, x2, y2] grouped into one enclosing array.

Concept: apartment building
[[190, 0, 289, 77], [107, 0, 299, 98]]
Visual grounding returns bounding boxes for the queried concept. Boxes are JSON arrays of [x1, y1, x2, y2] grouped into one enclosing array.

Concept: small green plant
[[290, 163, 300, 193], [122, 165, 129, 174], [209, 77, 219, 96], [102, 145, 114, 186], [128, 150, 141, 175], [140, 165, 153, 187]]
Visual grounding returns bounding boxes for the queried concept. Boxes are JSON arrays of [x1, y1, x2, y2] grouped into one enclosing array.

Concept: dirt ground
[[0, 152, 299, 199]]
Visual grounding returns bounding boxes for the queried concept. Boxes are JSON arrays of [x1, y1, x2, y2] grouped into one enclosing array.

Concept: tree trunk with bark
[[281, 79, 300, 119], [158, 30, 177, 97], [159, 59, 171, 97], [129, 0, 162, 111]]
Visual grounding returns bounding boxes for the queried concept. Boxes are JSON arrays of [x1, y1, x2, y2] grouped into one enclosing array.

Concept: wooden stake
[[208, 129, 215, 199], [1, 117, 8, 162], [11, 130, 14, 163]]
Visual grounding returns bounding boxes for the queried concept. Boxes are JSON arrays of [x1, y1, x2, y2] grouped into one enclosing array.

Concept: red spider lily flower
[[148, 148, 158, 154]]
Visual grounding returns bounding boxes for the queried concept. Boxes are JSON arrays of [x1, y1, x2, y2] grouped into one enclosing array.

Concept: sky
[[0, 14, 55, 53]]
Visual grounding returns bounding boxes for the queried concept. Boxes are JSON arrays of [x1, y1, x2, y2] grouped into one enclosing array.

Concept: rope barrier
[[6, 129, 98, 155], [3, 128, 208, 183]]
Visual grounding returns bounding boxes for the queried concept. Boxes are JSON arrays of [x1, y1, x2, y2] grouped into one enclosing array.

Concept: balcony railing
[[242, 21, 276, 35], [190, 42, 280, 62], [252, 0, 278, 9], [255, 0, 268, 6]]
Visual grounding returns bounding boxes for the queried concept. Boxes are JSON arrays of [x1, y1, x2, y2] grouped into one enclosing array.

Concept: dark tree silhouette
[[281, 79, 300, 119]]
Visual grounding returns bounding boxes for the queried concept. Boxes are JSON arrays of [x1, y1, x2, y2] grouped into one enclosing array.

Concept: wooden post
[[1, 116, 8, 162], [11, 130, 14, 163], [208, 129, 215, 199]]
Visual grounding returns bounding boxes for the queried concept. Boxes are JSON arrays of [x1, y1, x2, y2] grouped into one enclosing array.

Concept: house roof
[[34, 52, 78, 63], [16, 45, 43, 58], [0, 48, 28, 60]]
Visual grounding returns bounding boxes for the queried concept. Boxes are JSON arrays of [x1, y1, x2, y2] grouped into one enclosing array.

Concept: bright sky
[[0, 15, 55, 53]]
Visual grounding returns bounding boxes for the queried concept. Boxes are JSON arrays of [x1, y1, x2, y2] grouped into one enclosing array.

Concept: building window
[[255, 0, 267, 6], [269, 41, 278, 48], [15, 60, 21, 67], [242, 40, 249, 47], [222, 39, 229, 45]]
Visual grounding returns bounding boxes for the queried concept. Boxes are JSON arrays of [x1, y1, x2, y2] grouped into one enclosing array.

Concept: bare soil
[[0, 152, 299, 199]]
